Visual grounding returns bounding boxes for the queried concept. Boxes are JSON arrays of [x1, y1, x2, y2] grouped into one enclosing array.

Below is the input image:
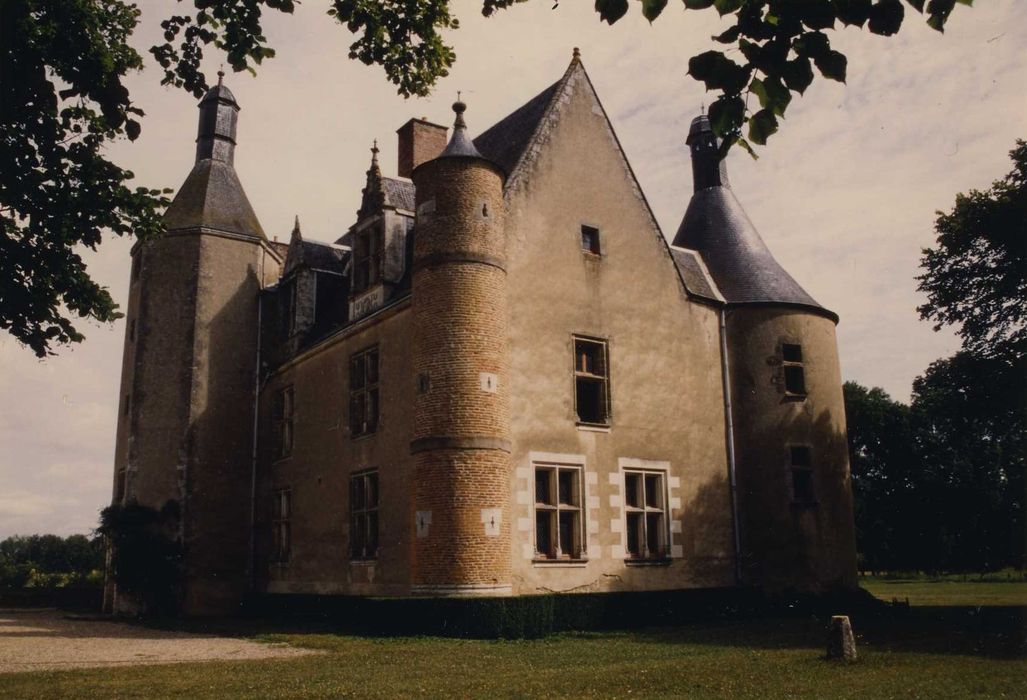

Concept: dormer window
[[353, 224, 382, 294]]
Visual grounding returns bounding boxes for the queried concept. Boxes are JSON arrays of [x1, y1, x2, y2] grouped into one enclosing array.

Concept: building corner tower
[[409, 99, 511, 595], [107, 74, 280, 615], [675, 114, 857, 593]]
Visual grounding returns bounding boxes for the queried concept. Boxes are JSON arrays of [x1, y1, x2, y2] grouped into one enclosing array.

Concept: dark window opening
[[623, 470, 667, 560], [534, 466, 583, 560], [782, 343, 807, 396], [350, 470, 379, 559], [115, 468, 127, 504], [350, 347, 380, 437], [580, 225, 601, 255], [273, 386, 294, 460], [353, 225, 382, 294], [789, 446, 815, 504], [574, 337, 609, 425], [272, 489, 291, 563]]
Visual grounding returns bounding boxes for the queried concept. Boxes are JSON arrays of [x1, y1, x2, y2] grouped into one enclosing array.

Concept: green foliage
[[98, 501, 183, 615], [917, 140, 1027, 361], [844, 381, 917, 572], [0, 0, 171, 356], [2, 1, 970, 354], [0, 533, 104, 589], [845, 353, 1025, 573]]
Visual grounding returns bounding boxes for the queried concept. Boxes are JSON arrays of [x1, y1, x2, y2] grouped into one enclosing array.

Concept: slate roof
[[474, 80, 561, 175], [382, 178, 415, 211], [670, 247, 722, 303], [672, 186, 834, 319], [164, 158, 266, 239], [283, 238, 347, 277]]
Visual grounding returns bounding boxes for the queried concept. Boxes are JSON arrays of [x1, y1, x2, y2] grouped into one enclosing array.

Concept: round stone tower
[[409, 99, 511, 595], [674, 115, 857, 593]]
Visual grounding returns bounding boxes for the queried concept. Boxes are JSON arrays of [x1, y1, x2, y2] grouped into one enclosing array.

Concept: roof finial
[[293, 215, 300, 232], [371, 138, 379, 165], [217, 65, 225, 86], [452, 92, 467, 129], [700, 101, 705, 115], [572, 47, 581, 62]]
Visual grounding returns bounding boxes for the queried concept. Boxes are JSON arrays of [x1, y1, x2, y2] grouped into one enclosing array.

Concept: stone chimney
[[396, 118, 449, 178]]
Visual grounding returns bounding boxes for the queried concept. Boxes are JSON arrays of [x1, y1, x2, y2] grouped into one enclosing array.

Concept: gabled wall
[[503, 67, 737, 594]]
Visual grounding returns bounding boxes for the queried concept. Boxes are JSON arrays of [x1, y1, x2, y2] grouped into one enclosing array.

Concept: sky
[[1, 1, 1024, 537]]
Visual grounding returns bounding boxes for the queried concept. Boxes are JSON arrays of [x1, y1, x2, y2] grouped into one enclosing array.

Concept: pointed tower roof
[[672, 114, 835, 321], [163, 73, 266, 240]]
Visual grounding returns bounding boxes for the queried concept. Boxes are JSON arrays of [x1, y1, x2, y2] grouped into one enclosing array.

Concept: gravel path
[[0, 608, 314, 673]]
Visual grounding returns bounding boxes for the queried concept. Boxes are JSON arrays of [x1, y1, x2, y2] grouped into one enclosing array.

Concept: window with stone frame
[[272, 488, 291, 564], [349, 346, 379, 438], [573, 337, 610, 425], [533, 465, 584, 560], [350, 470, 379, 560], [789, 446, 815, 504], [623, 469, 668, 560], [273, 386, 294, 460], [782, 343, 807, 396], [352, 223, 382, 294]]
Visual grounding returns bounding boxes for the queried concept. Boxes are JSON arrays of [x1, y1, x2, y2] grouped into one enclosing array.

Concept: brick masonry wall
[[410, 157, 511, 590], [397, 120, 449, 179]]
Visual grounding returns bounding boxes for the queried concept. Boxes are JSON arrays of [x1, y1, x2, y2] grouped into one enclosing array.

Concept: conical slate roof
[[673, 116, 834, 320], [164, 158, 266, 239]]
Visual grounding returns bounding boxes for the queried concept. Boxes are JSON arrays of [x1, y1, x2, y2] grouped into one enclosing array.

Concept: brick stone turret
[[410, 98, 510, 594]]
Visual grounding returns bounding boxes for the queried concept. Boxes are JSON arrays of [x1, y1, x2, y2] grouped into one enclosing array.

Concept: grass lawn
[[2, 581, 1024, 699], [860, 574, 1027, 607]]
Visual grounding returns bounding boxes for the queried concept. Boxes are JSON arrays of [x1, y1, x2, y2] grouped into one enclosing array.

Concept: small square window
[[580, 225, 601, 255], [782, 344, 803, 363]]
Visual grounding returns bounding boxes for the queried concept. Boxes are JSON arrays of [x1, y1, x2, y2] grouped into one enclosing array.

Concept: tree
[[917, 140, 1027, 361], [0, 1, 170, 357], [3, 0, 968, 356], [843, 381, 918, 572], [910, 352, 1025, 571]]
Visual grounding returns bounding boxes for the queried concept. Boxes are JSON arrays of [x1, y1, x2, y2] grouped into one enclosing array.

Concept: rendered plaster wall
[[503, 68, 737, 595], [113, 230, 272, 615], [256, 304, 416, 596], [726, 308, 858, 592]]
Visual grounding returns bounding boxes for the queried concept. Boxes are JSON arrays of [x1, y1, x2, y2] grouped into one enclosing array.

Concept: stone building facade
[[107, 54, 857, 615]]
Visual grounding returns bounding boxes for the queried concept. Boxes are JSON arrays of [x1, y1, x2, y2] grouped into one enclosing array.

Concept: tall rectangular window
[[350, 346, 380, 437], [580, 225, 601, 255], [790, 446, 815, 504], [272, 488, 291, 563], [623, 470, 668, 560], [353, 225, 382, 293], [533, 465, 584, 560], [273, 386, 294, 460], [782, 343, 807, 396], [350, 470, 379, 559], [573, 337, 610, 425]]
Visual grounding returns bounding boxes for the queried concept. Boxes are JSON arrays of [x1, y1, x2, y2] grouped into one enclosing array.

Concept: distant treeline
[[845, 354, 1025, 574], [0, 534, 105, 589]]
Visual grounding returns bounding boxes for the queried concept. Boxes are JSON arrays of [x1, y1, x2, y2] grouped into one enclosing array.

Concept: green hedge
[[246, 587, 770, 639]]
